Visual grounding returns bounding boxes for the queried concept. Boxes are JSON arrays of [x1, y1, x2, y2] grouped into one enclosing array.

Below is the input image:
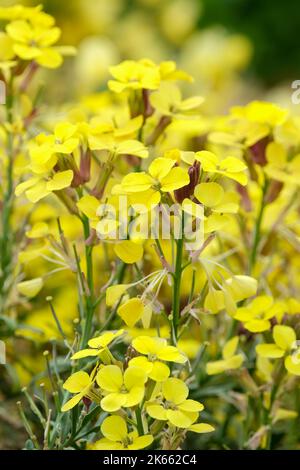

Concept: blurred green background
[[200, 0, 300, 85]]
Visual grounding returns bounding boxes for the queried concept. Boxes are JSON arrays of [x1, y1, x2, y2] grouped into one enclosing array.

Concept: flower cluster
[[1, 3, 300, 453], [61, 332, 213, 450]]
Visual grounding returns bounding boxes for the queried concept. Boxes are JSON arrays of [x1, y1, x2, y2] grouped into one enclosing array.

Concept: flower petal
[[61, 393, 83, 412], [96, 365, 123, 392], [256, 343, 285, 359], [63, 371, 91, 393], [101, 393, 127, 412], [162, 378, 189, 405], [117, 298, 145, 327], [194, 182, 224, 208], [124, 367, 147, 390], [157, 346, 187, 364], [71, 349, 100, 360], [160, 167, 190, 192], [114, 240, 144, 264], [124, 387, 145, 407], [273, 325, 295, 351], [149, 361, 170, 382], [46, 170, 73, 191], [101, 415, 127, 441], [146, 404, 168, 421], [178, 399, 204, 412], [166, 409, 198, 428], [188, 423, 215, 433], [129, 435, 154, 450]]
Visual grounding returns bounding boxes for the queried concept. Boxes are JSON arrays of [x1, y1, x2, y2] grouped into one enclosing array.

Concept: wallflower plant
[[1, 3, 300, 453]]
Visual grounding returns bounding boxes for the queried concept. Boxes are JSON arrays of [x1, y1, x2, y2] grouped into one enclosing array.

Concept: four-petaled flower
[[256, 325, 300, 375], [146, 377, 205, 429], [120, 157, 190, 207], [234, 296, 282, 333], [129, 335, 187, 382], [96, 365, 147, 412]]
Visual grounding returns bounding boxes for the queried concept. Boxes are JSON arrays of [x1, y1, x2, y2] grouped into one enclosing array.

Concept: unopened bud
[[249, 136, 271, 167], [174, 161, 200, 203]]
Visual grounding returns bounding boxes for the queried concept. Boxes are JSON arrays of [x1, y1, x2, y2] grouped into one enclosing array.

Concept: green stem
[[135, 407, 144, 436], [0, 76, 14, 311], [80, 215, 95, 347], [248, 178, 269, 274], [171, 217, 184, 344]]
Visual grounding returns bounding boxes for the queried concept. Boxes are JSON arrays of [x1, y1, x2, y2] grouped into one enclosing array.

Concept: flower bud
[[174, 161, 200, 203], [83, 396, 92, 411], [249, 136, 271, 167], [79, 148, 91, 184], [265, 180, 283, 204]]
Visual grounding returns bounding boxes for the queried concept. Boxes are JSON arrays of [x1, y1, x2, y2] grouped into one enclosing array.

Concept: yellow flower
[[88, 415, 153, 450], [96, 365, 147, 412], [117, 297, 151, 328], [114, 240, 144, 264], [195, 151, 248, 186], [77, 195, 100, 228], [17, 277, 43, 298], [108, 59, 160, 93], [256, 325, 300, 375], [0, 32, 15, 62], [29, 124, 79, 173], [15, 170, 74, 203], [0, 5, 53, 24], [15, 123, 81, 202], [194, 182, 239, 214], [206, 336, 244, 375], [71, 330, 124, 360], [106, 284, 130, 307], [88, 134, 149, 160], [150, 82, 204, 118], [159, 61, 193, 83], [129, 336, 187, 382], [264, 142, 300, 186], [51, 122, 80, 154], [26, 222, 49, 239], [61, 371, 96, 412], [146, 378, 205, 428], [120, 157, 190, 204], [231, 101, 288, 128], [234, 296, 282, 333], [108, 59, 194, 95], [204, 275, 258, 315], [6, 17, 76, 69]]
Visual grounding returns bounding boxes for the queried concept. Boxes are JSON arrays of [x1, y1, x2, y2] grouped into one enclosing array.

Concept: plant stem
[[135, 407, 144, 436], [0, 75, 14, 312], [80, 215, 95, 347], [171, 216, 184, 344], [248, 178, 269, 274]]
